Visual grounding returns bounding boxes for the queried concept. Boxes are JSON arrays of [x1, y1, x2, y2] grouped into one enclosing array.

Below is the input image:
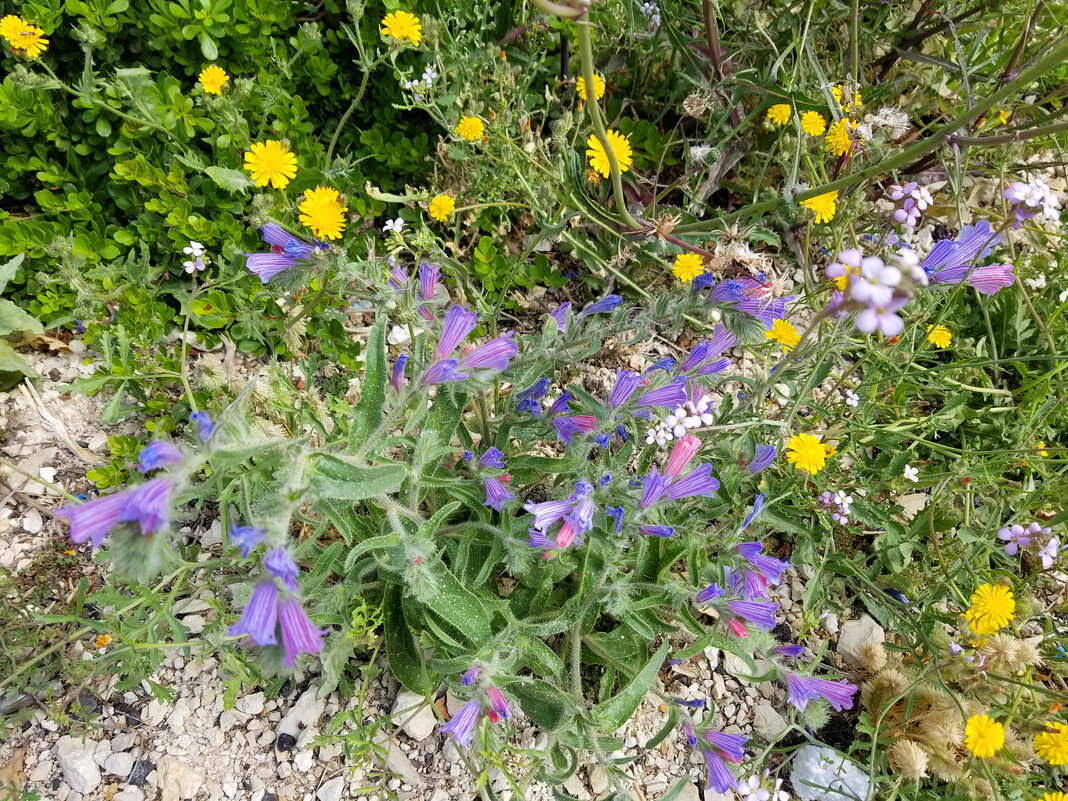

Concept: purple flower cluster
[[548, 295, 622, 333], [820, 489, 853, 524], [826, 248, 925, 336], [680, 722, 747, 793], [695, 276, 789, 326], [1003, 177, 1061, 228], [245, 224, 325, 284], [998, 520, 1060, 567], [888, 181, 933, 228], [524, 479, 595, 552], [440, 672, 511, 746]]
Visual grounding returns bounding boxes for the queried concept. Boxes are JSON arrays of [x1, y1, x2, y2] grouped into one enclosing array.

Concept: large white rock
[[753, 701, 789, 740], [157, 756, 204, 801], [791, 744, 872, 801], [55, 736, 101, 794], [837, 615, 885, 665], [235, 692, 265, 715], [103, 751, 135, 777], [317, 776, 345, 801], [391, 690, 437, 741]]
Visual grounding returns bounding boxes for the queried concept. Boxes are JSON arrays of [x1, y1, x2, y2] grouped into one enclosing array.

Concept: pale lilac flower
[[997, 523, 1032, 556], [278, 595, 326, 667], [228, 581, 279, 646], [855, 295, 907, 336], [1039, 536, 1060, 569]]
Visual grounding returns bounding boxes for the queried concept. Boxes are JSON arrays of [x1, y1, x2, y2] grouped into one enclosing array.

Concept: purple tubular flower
[[695, 583, 726, 603], [783, 672, 859, 712], [422, 359, 466, 384], [739, 493, 766, 533], [54, 490, 131, 548], [593, 433, 610, 448], [460, 666, 483, 686], [606, 506, 625, 534], [387, 262, 408, 290], [228, 581, 279, 646], [486, 686, 510, 720], [645, 358, 676, 375], [616, 423, 629, 442], [706, 324, 737, 358], [727, 599, 777, 630], [437, 306, 479, 360], [774, 644, 804, 659], [278, 595, 326, 667], [549, 302, 571, 332], [706, 278, 789, 325], [480, 447, 506, 468], [608, 370, 643, 409], [730, 568, 770, 601], [265, 547, 300, 592], [736, 542, 790, 584], [682, 721, 699, 748], [136, 441, 184, 473], [703, 750, 738, 794], [552, 415, 597, 445], [119, 478, 174, 535], [246, 225, 320, 283], [577, 295, 622, 318], [515, 378, 550, 419], [639, 467, 673, 508], [565, 498, 595, 533], [231, 524, 266, 559], [484, 478, 515, 512], [246, 252, 304, 282], [524, 499, 573, 532], [663, 464, 720, 501], [674, 698, 705, 709], [638, 382, 690, 409], [923, 221, 1002, 284], [391, 355, 408, 392], [705, 730, 747, 763], [441, 698, 481, 746], [547, 392, 572, 416], [528, 529, 557, 551], [681, 341, 711, 372], [965, 263, 1015, 295], [696, 357, 730, 375], [190, 411, 214, 442], [463, 450, 475, 462], [748, 444, 776, 473], [461, 333, 518, 372], [638, 524, 675, 538], [419, 262, 440, 303]]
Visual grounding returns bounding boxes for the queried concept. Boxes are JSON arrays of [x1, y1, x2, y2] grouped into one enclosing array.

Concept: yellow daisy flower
[[428, 194, 455, 222], [1043, 793, 1068, 801], [800, 111, 826, 137], [826, 120, 854, 157], [380, 10, 422, 47], [455, 116, 485, 142], [823, 443, 837, 458], [800, 191, 837, 224], [243, 140, 298, 190], [576, 74, 606, 101], [0, 15, 24, 44], [1035, 722, 1068, 766], [964, 714, 1004, 758], [3, 17, 48, 57], [832, 260, 859, 291], [298, 186, 347, 240], [1038, 442, 1049, 457], [965, 583, 1015, 637], [766, 104, 791, 126], [765, 319, 800, 352], [198, 65, 229, 95], [926, 324, 951, 349], [786, 433, 826, 475], [94, 634, 112, 649], [586, 130, 632, 178], [672, 253, 705, 283]]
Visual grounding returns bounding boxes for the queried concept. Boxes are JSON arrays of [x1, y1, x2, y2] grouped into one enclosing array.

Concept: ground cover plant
[[2, 0, 1068, 799]]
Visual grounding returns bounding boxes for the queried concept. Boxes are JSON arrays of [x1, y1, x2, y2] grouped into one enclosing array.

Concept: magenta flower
[[664, 434, 701, 479], [486, 686, 510, 721]]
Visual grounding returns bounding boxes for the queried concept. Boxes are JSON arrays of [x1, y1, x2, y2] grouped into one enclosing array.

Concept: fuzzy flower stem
[[180, 274, 200, 413], [575, 18, 646, 232], [324, 57, 380, 170]]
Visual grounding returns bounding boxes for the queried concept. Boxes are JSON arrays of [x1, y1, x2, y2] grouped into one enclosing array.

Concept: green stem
[[324, 59, 378, 169], [575, 19, 645, 231], [568, 620, 583, 705], [0, 457, 78, 502], [180, 276, 199, 413]]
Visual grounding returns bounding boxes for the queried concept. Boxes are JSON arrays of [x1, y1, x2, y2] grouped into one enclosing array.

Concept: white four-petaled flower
[[845, 389, 859, 408], [903, 464, 919, 482], [383, 218, 405, 234]]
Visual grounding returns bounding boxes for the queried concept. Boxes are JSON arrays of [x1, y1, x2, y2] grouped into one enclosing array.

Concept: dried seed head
[[196, 355, 227, 392], [859, 642, 888, 673], [926, 747, 964, 783], [916, 712, 964, 748], [888, 739, 929, 781], [978, 632, 1021, 673], [973, 779, 995, 801], [653, 212, 681, 242], [1016, 636, 1043, 668], [683, 92, 713, 117]]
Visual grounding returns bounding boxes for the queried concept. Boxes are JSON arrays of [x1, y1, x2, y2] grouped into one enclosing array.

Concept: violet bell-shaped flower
[[231, 524, 266, 559], [459, 332, 518, 373], [484, 478, 515, 512], [135, 441, 184, 473], [418, 262, 440, 321], [608, 369, 644, 410], [228, 581, 279, 646], [549, 302, 571, 332], [663, 463, 720, 501], [441, 698, 481, 746], [436, 305, 479, 361], [515, 377, 550, 418], [782, 671, 859, 712], [747, 443, 776, 473], [278, 595, 327, 667]]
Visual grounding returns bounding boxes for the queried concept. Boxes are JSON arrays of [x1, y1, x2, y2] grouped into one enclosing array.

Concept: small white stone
[[55, 737, 101, 795], [753, 701, 788, 741], [837, 615, 885, 665], [391, 690, 437, 741], [293, 749, 314, 773], [157, 755, 203, 801], [236, 692, 265, 716], [22, 509, 43, 533], [103, 751, 135, 777], [317, 776, 345, 801]]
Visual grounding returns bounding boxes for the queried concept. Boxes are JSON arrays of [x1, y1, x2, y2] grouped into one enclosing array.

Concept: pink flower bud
[[665, 434, 701, 478]]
